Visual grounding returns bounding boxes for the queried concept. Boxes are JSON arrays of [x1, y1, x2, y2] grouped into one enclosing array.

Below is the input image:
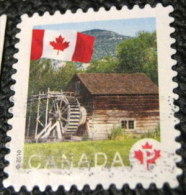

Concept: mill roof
[[73, 73, 158, 95]]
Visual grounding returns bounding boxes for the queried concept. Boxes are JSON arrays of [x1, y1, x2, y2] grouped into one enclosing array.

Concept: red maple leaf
[[49, 35, 70, 55], [147, 149, 160, 164], [142, 142, 152, 149], [134, 150, 143, 164], [134, 147, 161, 169]]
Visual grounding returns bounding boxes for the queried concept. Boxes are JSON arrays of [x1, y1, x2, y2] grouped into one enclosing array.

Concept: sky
[[34, 17, 156, 37]]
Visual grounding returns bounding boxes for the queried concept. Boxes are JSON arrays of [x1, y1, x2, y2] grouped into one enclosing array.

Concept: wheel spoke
[[53, 101, 58, 111], [60, 104, 66, 112], [61, 117, 68, 122], [61, 106, 68, 114], [59, 100, 63, 109], [56, 102, 59, 110], [48, 99, 69, 128]]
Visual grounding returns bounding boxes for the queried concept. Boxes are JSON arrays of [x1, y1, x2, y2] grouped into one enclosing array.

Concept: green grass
[[23, 138, 140, 169]]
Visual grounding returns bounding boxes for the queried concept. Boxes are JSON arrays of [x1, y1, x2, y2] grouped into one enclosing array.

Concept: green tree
[[28, 59, 53, 95], [56, 62, 78, 89], [116, 31, 158, 84], [86, 56, 117, 73], [28, 59, 78, 96]]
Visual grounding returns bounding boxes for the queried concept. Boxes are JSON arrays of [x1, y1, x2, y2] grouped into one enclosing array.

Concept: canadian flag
[[31, 29, 95, 63]]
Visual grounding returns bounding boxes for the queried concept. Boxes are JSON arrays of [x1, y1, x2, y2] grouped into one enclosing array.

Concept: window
[[128, 120, 134, 129], [121, 120, 135, 130], [121, 121, 127, 129]]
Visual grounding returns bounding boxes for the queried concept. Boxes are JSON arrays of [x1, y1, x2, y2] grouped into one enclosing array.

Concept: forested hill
[[82, 29, 131, 61]]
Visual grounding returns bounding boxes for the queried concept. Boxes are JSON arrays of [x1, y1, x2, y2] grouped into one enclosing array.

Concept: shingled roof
[[75, 73, 158, 95]]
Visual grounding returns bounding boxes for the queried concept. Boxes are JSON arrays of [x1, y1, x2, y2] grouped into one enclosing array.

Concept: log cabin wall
[[88, 95, 159, 140]]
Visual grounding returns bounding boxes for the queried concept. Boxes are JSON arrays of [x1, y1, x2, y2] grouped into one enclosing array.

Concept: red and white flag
[[31, 29, 95, 63]]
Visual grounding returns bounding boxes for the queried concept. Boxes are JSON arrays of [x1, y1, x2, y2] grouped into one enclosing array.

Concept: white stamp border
[[4, 4, 181, 191], [0, 15, 7, 71]]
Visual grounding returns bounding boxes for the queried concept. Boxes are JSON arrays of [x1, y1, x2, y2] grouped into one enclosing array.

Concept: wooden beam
[[35, 92, 41, 142]]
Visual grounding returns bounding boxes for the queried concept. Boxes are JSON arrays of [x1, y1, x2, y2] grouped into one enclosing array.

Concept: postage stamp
[[0, 15, 6, 71], [5, 4, 181, 190]]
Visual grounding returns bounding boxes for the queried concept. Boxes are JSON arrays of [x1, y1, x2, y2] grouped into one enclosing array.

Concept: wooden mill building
[[66, 73, 159, 140]]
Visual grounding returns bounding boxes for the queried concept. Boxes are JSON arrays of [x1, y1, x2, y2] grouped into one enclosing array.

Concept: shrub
[[107, 124, 160, 141], [152, 124, 160, 140], [140, 124, 160, 140], [108, 127, 125, 140]]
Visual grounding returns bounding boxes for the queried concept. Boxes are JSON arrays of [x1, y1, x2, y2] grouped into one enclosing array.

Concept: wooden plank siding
[[88, 111, 159, 140], [88, 95, 159, 140], [93, 95, 159, 110]]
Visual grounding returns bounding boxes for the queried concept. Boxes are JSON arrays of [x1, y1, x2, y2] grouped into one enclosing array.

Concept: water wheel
[[26, 91, 85, 142], [49, 96, 82, 137]]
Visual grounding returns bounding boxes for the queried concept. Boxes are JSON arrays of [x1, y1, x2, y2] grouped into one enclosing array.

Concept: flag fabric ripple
[[31, 29, 95, 63]]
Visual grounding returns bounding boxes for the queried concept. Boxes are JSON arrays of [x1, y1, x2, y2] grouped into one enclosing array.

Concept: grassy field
[[23, 138, 140, 169]]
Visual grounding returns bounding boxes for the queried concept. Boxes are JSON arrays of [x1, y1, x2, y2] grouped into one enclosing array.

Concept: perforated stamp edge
[[4, 4, 181, 191]]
